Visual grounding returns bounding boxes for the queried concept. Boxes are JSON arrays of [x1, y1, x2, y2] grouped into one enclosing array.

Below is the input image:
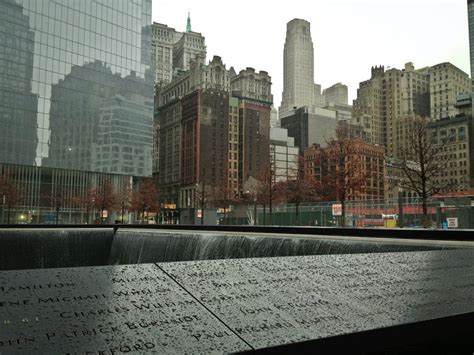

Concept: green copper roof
[[186, 11, 191, 32]]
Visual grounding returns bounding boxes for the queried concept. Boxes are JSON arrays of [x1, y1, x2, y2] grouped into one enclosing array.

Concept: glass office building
[[0, 0, 153, 223]]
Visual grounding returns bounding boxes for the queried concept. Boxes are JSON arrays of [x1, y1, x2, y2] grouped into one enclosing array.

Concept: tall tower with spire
[[279, 18, 322, 118], [186, 11, 191, 32], [151, 13, 206, 85], [173, 12, 206, 72]]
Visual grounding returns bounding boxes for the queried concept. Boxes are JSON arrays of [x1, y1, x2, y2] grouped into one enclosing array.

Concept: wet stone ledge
[[0, 264, 250, 354], [1, 250, 474, 353]]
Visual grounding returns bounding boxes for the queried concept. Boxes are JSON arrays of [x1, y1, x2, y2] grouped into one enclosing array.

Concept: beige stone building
[[352, 62, 431, 159], [279, 19, 322, 118], [151, 17, 206, 87], [429, 62, 470, 120], [353, 61, 470, 159], [322, 83, 348, 106], [427, 113, 473, 191], [151, 23, 181, 85]]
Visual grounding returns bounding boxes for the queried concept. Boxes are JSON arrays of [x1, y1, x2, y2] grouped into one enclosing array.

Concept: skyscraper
[[279, 18, 322, 118], [429, 62, 470, 120], [156, 57, 272, 207], [468, 0, 474, 89], [0, 0, 37, 166], [352, 63, 430, 158], [151, 15, 206, 87], [0, 0, 153, 223], [231, 68, 272, 190], [322, 83, 348, 106], [151, 23, 181, 85]]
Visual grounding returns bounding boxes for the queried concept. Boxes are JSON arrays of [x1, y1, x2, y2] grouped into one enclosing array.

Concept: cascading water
[[0, 228, 114, 270], [0, 227, 465, 270], [108, 229, 454, 265]]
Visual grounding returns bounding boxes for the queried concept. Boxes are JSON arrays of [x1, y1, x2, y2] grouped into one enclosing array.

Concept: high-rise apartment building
[[428, 116, 473, 191], [279, 19, 322, 118], [151, 23, 181, 85], [353, 62, 469, 159], [156, 56, 272, 207], [429, 62, 470, 120], [228, 97, 240, 196], [322, 83, 348, 106], [173, 31, 206, 73], [352, 63, 431, 158], [151, 16, 206, 87], [156, 73, 189, 206], [0, 0, 153, 223], [427, 94, 474, 190], [231, 68, 272, 189]]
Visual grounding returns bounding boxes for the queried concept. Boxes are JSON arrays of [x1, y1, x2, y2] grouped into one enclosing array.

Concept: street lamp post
[[1, 194, 5, 224], [200, 180, 206, 225], [253, 194, 257, 226], [398, 188, 404, 228]]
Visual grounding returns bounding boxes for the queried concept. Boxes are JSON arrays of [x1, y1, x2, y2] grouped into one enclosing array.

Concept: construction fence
[[220, 196, 474, 229]]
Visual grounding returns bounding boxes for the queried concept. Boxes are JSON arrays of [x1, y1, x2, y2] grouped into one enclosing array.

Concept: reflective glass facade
[[0, 0, 153, 176], [469, 0, 474, 89]]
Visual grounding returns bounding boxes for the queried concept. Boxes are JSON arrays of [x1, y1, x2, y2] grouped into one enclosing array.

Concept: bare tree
[[116, 178, 133, 223], [319, 124, 368, 226], [51, 188, 71, 224], [276, 154, 320, 225], [398, 117, 452, 228], [255, 163, 277, 225], [211, 181, 239, 223]]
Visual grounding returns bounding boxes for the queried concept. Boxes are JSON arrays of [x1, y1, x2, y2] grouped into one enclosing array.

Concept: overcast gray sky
[[152, 0, 470, 106]]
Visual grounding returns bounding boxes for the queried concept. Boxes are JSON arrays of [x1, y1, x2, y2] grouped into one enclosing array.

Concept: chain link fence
[[220, 196, 474, 229]]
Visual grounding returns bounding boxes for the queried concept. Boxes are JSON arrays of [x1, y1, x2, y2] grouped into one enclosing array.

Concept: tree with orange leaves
[[71, 186, 96, 224], [0, 172, 22, 224], [91, 178, 117, 223], [131, 178, 160, 223]]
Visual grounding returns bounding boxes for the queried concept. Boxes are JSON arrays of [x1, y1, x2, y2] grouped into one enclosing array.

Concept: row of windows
[[17, 0, 144, 25]]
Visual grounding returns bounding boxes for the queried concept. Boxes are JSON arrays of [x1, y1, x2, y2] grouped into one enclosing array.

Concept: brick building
[[304, 139, 385, 201]]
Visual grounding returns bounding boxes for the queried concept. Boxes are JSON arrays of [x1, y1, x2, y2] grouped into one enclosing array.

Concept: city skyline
[[153, 0, 470, 105]]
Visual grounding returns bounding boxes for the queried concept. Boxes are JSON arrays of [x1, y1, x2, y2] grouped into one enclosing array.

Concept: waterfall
[[108, 229, 452, 265], [0, 227, 461, 270], [0, 228, 114, 270]]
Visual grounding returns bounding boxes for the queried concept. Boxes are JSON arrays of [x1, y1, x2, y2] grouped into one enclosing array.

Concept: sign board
[[332, 203, 342, 216], [446, 217, 458, 228], [197, 209, 202, 218], [101, 210, 108, 218], [163, 204, 177, 209]]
